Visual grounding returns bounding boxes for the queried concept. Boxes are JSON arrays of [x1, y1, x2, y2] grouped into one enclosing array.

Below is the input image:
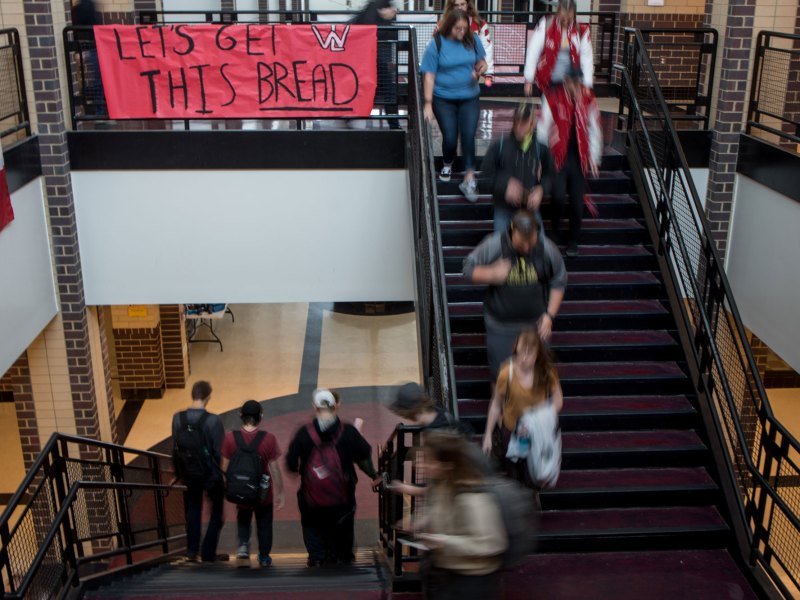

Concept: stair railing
[[405, 26, 459, 417], [0, 433, 185, 599], [616, 28, 800, 599], [746, 30, 800, 149], [0, 28, 32, 144]]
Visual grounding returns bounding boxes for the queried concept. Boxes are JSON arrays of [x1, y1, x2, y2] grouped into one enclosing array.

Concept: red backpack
[[302, 423, 349, 507]]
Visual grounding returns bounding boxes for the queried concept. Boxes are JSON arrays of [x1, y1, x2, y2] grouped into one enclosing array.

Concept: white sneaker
[[236, 544, 249, 560], [459, 179, 479, 203], [440, 164, 452, 182]]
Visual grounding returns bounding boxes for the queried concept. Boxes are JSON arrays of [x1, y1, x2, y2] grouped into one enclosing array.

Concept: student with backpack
[[171, 380, 226, 562], [414, 431, 511, 600], [286, 389, 383, 567], [221, 400, 284, 568], [481, 329, 564, 489], [463, 210, 567, 381], [420, 9, 487, 202]]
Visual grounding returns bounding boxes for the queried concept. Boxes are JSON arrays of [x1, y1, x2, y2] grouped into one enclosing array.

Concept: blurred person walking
[[415, 431, 508, 600], [286, 389, 383, 566], [523, 0, 602, 257]]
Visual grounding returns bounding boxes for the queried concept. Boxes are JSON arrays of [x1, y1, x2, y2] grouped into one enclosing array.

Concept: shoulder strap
[[306, 422, 322, 446], [233, 430, 264, 452], [179, 411, 188, 429], [506, 361, 513, 405], [534, 242, 552, 284], [196, 411, 210, 430], [434, 31, 441, 54]]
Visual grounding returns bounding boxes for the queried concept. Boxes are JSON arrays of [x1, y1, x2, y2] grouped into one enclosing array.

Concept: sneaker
[[307, 558, 323, 568], [439, 164, 452, 182], [566, 242, 579, 258], [258, 555, 273, 568], [186, 553, 199, 563], [236, 544, 249, 560], [202, 553, 230, 562], [459, 179, 479, 203]]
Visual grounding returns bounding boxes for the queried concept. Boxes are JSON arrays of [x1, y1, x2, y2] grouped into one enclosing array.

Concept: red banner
[[94, 24, 377, 119], [0, 141, 13, 234]]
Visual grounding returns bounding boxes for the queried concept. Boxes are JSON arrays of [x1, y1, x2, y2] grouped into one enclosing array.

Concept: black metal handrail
[[377, 424, 426, 580], [404, 26, 458, 417], [0, 433, 184, 598], [620, 27, 717, 129], [747, 30, 800, 149], [617, 28, 800, 599], [0, 28, 31, 144]]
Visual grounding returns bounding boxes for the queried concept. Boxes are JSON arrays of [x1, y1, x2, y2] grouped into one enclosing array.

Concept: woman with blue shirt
[[421, 9, 487, 202]]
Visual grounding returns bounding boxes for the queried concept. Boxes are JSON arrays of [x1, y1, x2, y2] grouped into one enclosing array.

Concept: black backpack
[[473, 476, 539, 569], [225, 431, 266, 506], [173, 411, 211, 484]]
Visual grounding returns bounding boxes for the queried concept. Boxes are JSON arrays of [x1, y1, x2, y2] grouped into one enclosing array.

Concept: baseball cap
[[241, 400, 262, 416], [390, 382, 427, 413], [313, 389, 337, 409]]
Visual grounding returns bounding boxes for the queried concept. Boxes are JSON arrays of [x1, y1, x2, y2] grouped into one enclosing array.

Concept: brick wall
[[0, 353, 41, 470], [750, 333, 800, 387], [111, 306, 165, 399], [160, 304, 189, 389]]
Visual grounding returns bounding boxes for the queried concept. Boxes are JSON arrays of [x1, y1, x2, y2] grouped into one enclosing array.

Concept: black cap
[[391, 382, 426, 412], [241, 400, 262, 417]]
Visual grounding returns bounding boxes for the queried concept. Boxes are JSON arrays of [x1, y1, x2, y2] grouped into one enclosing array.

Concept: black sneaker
[[566, 242, 579, 258], [202, 553, 230, 562]]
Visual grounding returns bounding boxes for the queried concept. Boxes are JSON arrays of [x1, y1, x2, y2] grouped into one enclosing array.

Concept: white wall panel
[[72, 169, 414, 305], [727, 175, 800, 373], [0, 179, 58, 375]]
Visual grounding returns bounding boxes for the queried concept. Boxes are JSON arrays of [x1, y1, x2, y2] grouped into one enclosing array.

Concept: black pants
[[237, 502, 274, 558], [424, 565, 502, 600], [299, 497, 356, 564], [184, 482, 224, 561], [551, 134, 585, 246]]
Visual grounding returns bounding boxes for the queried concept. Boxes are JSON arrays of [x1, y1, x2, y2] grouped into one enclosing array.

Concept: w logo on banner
[[0, 140, 13, 233], [311, 25, 350, 52]]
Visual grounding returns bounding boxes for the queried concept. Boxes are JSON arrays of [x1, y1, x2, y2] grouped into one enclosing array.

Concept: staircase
[[82, 550, 388, 599], [435, 120, 761, 595]]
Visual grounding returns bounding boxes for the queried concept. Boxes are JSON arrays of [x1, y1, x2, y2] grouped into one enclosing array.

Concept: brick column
[[703, 0, 755, 259], [23, 0, 107, 444], [0, 353, 42, 470], [159, 304, 190, 389]]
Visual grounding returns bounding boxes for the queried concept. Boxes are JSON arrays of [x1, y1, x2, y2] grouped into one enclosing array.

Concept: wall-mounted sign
[[127, 305, 148, 318]]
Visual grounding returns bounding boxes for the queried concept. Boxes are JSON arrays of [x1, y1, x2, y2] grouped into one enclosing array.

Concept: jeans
[[184, 482, 225, 561], [551, 134, 585, 245], [237, 503, 274, 558], [432, 95, 480, 171]]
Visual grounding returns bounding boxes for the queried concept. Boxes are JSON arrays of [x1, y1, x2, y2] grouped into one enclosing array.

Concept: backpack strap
[[234, 430, 266, 452], [434, 31, 441, 54], [306, 422, 343, 447]]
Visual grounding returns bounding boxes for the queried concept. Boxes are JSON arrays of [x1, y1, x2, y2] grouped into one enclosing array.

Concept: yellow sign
[[127, 305, 148, 318]]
